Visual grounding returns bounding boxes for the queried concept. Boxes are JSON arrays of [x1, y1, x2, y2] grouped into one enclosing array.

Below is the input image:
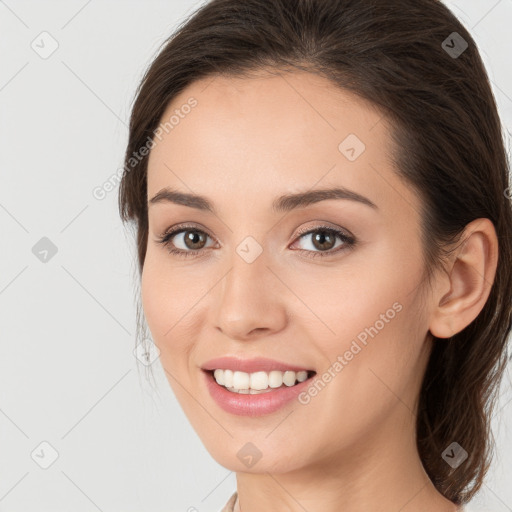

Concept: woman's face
[[143, 70, 435, 473]]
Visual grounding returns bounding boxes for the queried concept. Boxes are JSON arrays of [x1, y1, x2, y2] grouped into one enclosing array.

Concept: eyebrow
[[148, 186, 378, 213]]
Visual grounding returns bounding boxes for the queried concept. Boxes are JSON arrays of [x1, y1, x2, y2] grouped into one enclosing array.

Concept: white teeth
[[233, 371, 250, 389], [268, 371, 283, 388], [250, 371, 268, 390], [283, 370, 296, 387], [223, 369, 233, 388], [213, 369, 224, 385], [296, 371, 308, 383], [211, 369, 310, 393]]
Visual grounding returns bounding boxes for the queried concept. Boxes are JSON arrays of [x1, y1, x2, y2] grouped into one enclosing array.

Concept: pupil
[[314, 231, 335, 250], [186, 231, 205, 249]]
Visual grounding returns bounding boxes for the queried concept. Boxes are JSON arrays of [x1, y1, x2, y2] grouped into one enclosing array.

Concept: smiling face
[[142, 69, 436, 474]]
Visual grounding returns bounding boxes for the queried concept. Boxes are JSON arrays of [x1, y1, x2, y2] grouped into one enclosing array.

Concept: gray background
[[1, 1, 511, 511]]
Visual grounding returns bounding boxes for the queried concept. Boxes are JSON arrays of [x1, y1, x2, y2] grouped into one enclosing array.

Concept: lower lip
[[202, 370, 314, 416]]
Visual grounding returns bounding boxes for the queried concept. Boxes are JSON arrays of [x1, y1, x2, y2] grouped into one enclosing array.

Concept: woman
[[119, 0, 512, 510]]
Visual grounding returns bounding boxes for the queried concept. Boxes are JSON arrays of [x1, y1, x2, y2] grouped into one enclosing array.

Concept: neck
[[234, 407, 461, 512]]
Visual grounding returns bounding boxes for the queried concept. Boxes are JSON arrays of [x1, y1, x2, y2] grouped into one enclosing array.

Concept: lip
[[202, 369, 315, 416], [201, 356, 314, 373]]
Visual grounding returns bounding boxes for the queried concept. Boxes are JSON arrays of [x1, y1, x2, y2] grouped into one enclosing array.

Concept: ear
[[428, 218, 499, 339]]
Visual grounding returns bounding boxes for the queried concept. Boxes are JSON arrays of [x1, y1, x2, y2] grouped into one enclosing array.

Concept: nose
[[212, 248, 288, 341]]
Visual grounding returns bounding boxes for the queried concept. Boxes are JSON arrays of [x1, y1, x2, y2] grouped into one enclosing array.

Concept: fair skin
[[142, 70, 498, 512]]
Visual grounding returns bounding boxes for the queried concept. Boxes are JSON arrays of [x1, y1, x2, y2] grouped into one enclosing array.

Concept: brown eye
[[291, 226, 356, 259], [157, 224, 355, 260], [181, 230, 208, 250], [157, 226, 215, 257], [310, 230, 337, 251]]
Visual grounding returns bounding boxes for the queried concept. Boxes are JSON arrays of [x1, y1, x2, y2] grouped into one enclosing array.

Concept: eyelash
[[155, 223, 356, 260]]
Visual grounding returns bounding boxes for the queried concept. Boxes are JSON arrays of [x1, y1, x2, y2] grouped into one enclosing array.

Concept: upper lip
[[201, 356, 315, 374]]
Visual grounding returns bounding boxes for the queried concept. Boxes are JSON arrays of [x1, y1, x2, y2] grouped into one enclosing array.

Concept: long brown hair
[[118, 0, 512, 504]]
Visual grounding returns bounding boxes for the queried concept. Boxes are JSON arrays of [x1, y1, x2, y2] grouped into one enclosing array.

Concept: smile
[[211, 368, 315, 394], [200, 357, 317, 416]]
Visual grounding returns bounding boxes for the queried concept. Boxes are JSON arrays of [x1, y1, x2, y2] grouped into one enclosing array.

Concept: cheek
[[140, 250, 209, 373], [305, 239, 428, 384], [140, 255, 167, 338], [289, 250, 420, 353], [141, 253, 187, 353], [309, 265, 428, 420]]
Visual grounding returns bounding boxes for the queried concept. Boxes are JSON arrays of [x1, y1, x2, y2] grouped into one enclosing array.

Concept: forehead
[[152, 70, 387, 157], [146, 70, 416, 219]]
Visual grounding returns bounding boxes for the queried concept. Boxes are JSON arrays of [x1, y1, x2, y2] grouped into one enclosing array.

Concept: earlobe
[[428, 218, 498, 339]]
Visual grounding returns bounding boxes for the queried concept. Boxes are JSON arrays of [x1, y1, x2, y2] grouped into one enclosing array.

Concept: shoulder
[[219, 491, 238, 512]]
